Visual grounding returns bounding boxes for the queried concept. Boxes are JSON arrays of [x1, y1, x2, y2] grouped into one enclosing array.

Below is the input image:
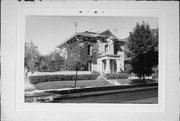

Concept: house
[[57, 29, 126, 74]]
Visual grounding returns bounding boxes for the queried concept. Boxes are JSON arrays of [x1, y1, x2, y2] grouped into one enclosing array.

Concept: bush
[[92, 71, 100, 76], [29, 74, 99, 84], [105, 73, 129, 79]]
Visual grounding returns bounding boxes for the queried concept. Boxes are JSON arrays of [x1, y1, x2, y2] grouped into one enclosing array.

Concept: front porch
[[97, 55, 124, 74]]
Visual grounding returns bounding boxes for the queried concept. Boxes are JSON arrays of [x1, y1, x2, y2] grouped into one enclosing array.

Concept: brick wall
[[79, 41, 98, 64], [66, 40, 79, 66], [66, 39, 98, 71]]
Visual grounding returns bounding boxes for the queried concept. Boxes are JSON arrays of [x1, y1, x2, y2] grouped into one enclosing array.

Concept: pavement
[[25, 83, 158, 103], [54, 88, 158, 103], [106, 79, 123, 85]]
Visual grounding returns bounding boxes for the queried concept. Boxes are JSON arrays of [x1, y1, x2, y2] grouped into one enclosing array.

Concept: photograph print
[[24, 16, 159, 103]]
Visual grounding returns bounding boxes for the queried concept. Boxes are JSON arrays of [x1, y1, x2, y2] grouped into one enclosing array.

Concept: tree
[[46, 51, 65, 71], [67, 58, 86, 89], [36, 51, 65, 72], [24, 41, 40, 84], [25, 41, 65, 77], [66, 42, 86, 89], [128, 22, 158, 84], [36, 55, 49, 72], [25, 41, 40, 73]]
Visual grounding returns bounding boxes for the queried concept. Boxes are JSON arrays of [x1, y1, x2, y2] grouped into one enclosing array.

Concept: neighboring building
[[57, 29, 126, 74]]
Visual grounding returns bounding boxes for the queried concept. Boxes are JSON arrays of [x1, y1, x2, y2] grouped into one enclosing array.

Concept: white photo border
[[16, 8, 166, 112]]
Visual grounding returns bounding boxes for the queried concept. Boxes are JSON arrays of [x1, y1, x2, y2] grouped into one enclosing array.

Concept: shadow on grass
[[129, 79, 157, 84]]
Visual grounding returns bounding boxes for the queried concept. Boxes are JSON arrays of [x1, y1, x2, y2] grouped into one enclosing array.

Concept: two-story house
[[57, 29, 126, 74]]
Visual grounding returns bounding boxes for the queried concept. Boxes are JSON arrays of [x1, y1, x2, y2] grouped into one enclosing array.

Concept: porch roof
[[98, 54, 121, 60]]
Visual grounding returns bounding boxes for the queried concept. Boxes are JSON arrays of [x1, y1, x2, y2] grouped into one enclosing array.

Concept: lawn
[[31, 78, 157, 91], [34, 79, 112, 90], [115, 79, 157, 84]]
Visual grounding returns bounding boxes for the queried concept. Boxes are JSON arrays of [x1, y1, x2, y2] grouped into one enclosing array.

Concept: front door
[[102, 60, 106, 73], [110, 59, 117, 73]]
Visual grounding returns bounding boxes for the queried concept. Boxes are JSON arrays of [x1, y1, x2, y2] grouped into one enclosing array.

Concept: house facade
[[57, 30, 126, 74]]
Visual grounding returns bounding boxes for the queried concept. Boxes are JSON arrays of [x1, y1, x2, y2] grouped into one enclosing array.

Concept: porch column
[[91, 62, 94, 72], [106, 59, 110, 73], [120, 51, 124, 71], [102, 60, 104, 72], [97, 59, 102, 74], [116, 59, 121, 73]]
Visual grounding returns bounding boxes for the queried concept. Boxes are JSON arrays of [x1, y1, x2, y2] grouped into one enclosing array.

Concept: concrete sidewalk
[[50, 86, 158, 102], [25, 83, 158, 103]]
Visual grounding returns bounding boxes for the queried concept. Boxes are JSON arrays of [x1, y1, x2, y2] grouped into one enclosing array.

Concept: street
[[53, 88, 158, 103]]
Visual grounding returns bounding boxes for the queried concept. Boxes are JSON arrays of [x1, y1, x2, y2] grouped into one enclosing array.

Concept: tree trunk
[[143, 74, 146, 85], [74, 70, 78, 89]]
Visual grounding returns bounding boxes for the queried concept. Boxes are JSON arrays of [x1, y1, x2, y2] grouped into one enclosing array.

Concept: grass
[[32, 78, 157, 91], [34, 79, 112, 90], [113, 79, 157, 84]]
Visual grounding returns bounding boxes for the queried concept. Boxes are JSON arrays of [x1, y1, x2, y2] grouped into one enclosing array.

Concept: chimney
[[113, 29, 118, 35], [73, 22, 78, 33]]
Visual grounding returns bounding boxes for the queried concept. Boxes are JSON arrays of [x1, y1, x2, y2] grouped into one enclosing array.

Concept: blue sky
[[26, 16, 158, 55]]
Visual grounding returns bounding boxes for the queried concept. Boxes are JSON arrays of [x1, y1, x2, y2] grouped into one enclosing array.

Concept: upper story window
[[88, 61, 92, 71], [114, 44, 118, 55], [105, 44, 108, 54], [88, 45, 93, 55]]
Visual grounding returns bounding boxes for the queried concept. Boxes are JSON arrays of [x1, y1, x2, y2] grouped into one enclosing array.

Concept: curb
[[50, 85, 158, 102], [45, 83, 157, 94], [25, 83, 158, 102]]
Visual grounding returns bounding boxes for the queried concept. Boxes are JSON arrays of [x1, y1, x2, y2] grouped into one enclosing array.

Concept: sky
[[25, 16, 158, 55]]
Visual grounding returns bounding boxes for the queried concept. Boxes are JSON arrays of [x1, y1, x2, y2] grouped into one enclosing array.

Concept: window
[[88, 61, 92, 71], [114, 44, 118, 55], [105, 44, 108, 54], [88, 45, 93, 55]]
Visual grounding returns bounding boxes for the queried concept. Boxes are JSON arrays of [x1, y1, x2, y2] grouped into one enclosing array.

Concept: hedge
[[29, 74, 99, 84], [105, 73, 129, 79]]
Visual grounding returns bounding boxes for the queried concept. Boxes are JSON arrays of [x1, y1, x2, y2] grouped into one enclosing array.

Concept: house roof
[[77, 31, 105, 38], [57, 29, 126, 48], [77, 29, 116, 38], [98, 29, 117, 38]]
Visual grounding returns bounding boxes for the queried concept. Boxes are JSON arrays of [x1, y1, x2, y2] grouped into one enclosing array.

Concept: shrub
[[92, 71, 100, 76], [29, 74, 99, 84], [105, 73, 129, 79]]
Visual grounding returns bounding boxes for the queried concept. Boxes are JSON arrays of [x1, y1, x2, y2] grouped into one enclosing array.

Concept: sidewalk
[[25, 83, 158, 103]]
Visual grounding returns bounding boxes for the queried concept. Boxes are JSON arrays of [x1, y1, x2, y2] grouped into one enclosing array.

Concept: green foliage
[[25, 41, 40, 73], [66, 59, 86, 89], [92, 71, 100, 76], [29, 74, 99, 84], [36, 55, 49, 71], [128, 22, 158, 80], [66, 60, 86, 71], [38, 51, 65, 72], [25, 41, 65, 73], [66, 42, 87, 71], [124, 63, 132, 73], [105, 73, 129, 79]]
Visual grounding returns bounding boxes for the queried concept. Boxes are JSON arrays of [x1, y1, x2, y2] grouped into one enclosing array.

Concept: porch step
[[97, 73, 107, 80], [106, 80, 122, 85]]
